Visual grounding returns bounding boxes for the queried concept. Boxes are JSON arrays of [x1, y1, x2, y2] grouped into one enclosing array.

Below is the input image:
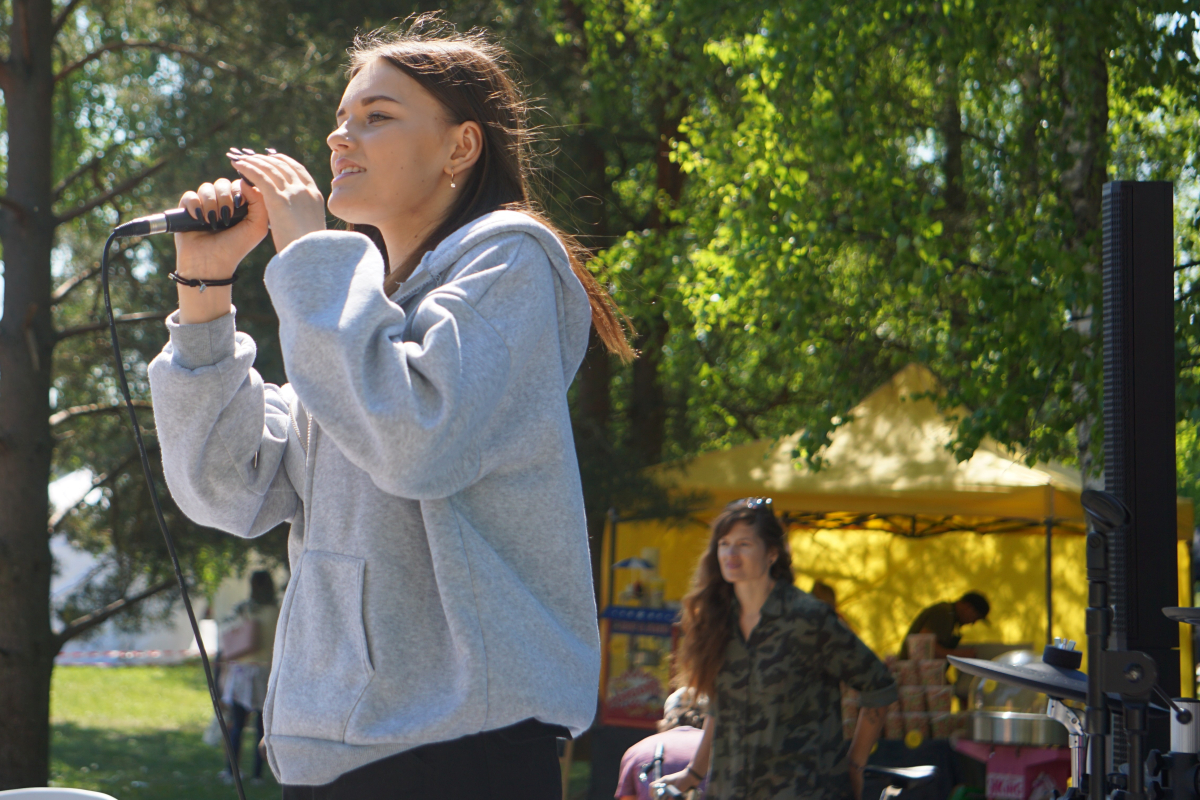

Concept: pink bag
[[220, 617, 259, 660]]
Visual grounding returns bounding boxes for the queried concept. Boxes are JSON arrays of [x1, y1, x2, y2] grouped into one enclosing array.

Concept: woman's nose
[[327, 125, 351, 149]]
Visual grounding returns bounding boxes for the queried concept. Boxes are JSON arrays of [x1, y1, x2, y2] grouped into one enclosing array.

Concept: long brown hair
[[676, 499, 795, 697], [345, 16, 633, 361]]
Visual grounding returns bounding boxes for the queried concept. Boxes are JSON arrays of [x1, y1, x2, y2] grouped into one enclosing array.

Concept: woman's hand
[[228, 150, 326, 252], [650, 768, 698, 797], [173, 177, 268, 324], [174, 177, 269, 280]]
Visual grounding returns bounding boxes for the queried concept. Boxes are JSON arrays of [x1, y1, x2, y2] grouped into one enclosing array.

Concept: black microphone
[[113, 203, 249, 238]]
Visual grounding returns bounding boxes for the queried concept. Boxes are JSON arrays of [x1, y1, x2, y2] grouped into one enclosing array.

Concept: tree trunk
[[628, 315, 668, 466], [575, 331, 614, 600], [1058, 50, 1109, 250], [0, 0, 59, 787], [937, 67, 966, 234], [1058, 46, 1109, 486], [628, 113, 683, 468]]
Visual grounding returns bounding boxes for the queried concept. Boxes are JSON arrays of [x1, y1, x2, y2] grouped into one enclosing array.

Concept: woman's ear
[[446, 120, 484, 176]]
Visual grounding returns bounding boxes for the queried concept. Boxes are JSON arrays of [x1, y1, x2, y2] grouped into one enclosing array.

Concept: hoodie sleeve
[[263, 229, 562, 500], [146, 310, 301, 537]]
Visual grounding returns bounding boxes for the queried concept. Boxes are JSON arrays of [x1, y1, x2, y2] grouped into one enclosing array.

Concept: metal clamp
[[1048, 698, 1087, 790]]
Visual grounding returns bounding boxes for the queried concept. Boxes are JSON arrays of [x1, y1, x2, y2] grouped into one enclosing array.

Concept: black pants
[[228, 702, 266, 778], [281, 719, 566, 800]]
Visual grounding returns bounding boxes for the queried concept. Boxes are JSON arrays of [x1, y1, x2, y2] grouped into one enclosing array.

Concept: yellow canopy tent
[[603, 364, 1195, 687]]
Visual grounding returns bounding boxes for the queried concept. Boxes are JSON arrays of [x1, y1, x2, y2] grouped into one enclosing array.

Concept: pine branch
[[53, 157, 171, 226], [55, 40, 238, 83], [53, 151, 109, 200], [50, 400, 152, 427], [54, 578, 176, 648], [53, 107, 243, 227], [51, 0, 86, 38], [47, 447, 149, 532], [56, 310, 172, 341], [51, 265, 101, 305]]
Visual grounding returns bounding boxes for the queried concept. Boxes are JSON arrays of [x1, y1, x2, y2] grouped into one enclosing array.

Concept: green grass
[[566, 759, 590, 800], [50, 664, 279, 800], [50, 663, 592, 800]]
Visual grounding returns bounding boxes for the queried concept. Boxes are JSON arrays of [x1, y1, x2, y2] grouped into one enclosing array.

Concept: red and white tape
[[55, 648, 197, 663]]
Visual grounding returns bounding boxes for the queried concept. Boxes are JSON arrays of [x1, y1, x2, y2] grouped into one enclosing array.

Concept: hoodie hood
[[394, 209, 593, 386]]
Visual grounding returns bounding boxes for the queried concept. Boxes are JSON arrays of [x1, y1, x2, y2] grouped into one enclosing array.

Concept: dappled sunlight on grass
[[50, 664, 278, 800], [50, 663, 592, 799]]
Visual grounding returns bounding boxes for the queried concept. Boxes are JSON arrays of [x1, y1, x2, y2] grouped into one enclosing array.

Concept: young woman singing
[[147, 18, 630, 799]]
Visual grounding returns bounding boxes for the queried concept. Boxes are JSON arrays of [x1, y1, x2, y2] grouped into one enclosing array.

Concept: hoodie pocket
[[271, 550, 374, 742]]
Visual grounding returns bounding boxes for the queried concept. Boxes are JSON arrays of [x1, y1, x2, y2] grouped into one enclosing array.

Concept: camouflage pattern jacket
[[707, 581, 898, 800]]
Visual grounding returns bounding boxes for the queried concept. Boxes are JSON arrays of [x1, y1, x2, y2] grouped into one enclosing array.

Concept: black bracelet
[[687, 765, 704, 782], [168, 271, 239, 293]]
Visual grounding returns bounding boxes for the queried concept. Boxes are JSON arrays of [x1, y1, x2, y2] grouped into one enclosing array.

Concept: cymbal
[[1164, 607, 1200, 625], [948, 655, 1087, 702], [949, 655, 1173, 714]]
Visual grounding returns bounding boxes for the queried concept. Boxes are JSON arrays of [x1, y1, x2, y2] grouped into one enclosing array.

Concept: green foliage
[[556, 0, 1200, 487]]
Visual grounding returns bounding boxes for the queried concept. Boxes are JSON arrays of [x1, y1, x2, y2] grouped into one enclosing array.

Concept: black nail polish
[[220, 206, 231, 223], [234, 194, 244, 209], [266, 148, 278, 154], [207, 210, 217, 225], [243, 148, 256, 154]]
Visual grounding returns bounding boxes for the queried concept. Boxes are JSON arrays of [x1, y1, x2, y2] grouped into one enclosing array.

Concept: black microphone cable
[[100, 214, 249, 800]]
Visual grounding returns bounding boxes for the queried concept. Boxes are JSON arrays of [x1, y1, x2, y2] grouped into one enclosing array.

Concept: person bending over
[[616, 688, 710, 800], [899, 592, 990, 659], [655, 499, 898, 800], [148, 15, 631, 799]]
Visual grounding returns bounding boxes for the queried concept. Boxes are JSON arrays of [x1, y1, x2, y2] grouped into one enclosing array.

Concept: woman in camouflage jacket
[[654, 498, 898, 800]]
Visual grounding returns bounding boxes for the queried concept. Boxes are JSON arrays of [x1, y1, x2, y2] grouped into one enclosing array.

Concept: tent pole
[[1045, 516, 1053, 644], [607, 508, 619, 610]]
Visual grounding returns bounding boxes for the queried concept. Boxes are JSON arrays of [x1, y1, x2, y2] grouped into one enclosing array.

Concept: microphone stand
[[952, 491, 1195, 800], [1080, 490, 1166, 800], [1084, 503, 1113, 800]]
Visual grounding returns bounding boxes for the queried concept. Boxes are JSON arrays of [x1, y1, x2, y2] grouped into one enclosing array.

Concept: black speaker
[[1101, 180, 1180, 700]]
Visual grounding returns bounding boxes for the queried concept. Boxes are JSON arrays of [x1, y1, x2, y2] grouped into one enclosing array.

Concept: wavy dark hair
[[675, 499, 794, 697], [345, 15, 633, 360], [249, 570, 276, 606]]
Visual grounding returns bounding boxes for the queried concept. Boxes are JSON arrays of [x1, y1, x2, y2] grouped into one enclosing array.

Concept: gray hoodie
[[147, 210, 601, 785]]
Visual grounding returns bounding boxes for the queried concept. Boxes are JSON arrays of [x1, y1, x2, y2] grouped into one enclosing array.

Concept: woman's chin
[[326, 201, 372, 230], [327, 195, 372, 227]]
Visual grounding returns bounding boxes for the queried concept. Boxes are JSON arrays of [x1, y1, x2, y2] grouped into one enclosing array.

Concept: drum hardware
[[950, 490, 1199, 800], [1048, 696, 1087, 792]]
